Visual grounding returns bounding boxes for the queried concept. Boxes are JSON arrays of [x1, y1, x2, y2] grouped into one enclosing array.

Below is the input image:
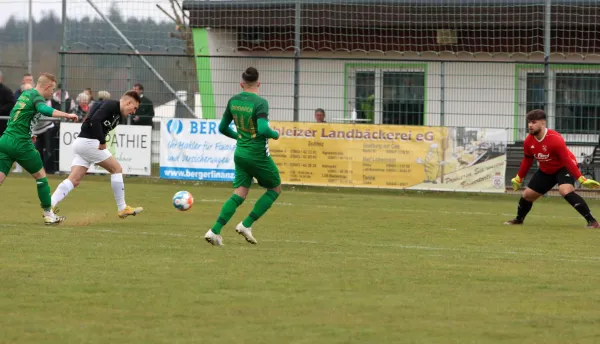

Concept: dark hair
[[526, 109, 546, 122], [315, 108, 325, 114], [24, 73, 32, 77], [134, 83, 144, 91], [242, 67, 259, 83], [123, 90, 141, 103]]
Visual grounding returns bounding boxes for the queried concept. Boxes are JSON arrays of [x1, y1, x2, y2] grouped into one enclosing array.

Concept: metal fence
[[60, 53, 600, 140]]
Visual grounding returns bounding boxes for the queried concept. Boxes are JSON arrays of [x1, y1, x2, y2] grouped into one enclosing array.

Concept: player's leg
[[505, 170, 552, 225], [555, 168, 598, 228], [51, 165, 89, 210], [205, 157, 251, 246], [17, 145, 65, 225], [96, 156, 142, 218], [0, 158, 12, 185], [0, 137, 13, 185], [235, 158, 282, 244]]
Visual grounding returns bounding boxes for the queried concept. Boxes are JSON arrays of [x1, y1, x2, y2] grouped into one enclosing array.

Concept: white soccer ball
[[173, 191, 194, 211]]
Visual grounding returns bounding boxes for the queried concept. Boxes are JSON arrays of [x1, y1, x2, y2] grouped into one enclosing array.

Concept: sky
[[0, 0, 174, 26]]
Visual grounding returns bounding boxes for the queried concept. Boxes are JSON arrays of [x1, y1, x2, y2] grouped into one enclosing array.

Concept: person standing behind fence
[[50, 84, 73, 112], [130, 83, 154, 126], [88, 90, 110, 116], [13, 73, 34, 101], [0, 70, 16, 136], [314, 108, 326, 123], [84, 88, 94, 109], [72, 92, 90, 122]]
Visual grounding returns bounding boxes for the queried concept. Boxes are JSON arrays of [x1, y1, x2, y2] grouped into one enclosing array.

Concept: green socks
[[242, 190, 279, 228], [211, 194, 245, 234], [211, 190, 280, 234], [36, 177, 52, 210]]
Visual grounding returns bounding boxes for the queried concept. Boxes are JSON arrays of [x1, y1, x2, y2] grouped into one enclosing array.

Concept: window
[[524, 70, 600, 135], [381, 72, 424, 125], [555, 73, 600, 134], [349, 68, 425, 125], [355, 72, 375, 123], [525, 73, 545, 113]]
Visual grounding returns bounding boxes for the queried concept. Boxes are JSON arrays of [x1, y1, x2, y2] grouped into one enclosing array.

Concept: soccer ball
[[173, 191, 194, 211]]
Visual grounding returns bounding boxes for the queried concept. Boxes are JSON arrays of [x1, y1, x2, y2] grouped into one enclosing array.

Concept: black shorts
[[527, 167, 575, 194]]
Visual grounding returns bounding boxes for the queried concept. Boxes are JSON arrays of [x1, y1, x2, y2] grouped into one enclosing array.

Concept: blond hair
[[97, 90, 111, 100], [37, 72, 57, 86]]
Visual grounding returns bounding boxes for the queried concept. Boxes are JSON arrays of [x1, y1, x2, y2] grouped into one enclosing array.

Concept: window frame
[[344, 63, 427, 125]]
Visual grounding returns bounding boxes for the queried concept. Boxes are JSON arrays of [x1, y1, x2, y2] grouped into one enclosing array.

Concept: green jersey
[[224, 92, 271, 158], [4, 89, 52, 141]]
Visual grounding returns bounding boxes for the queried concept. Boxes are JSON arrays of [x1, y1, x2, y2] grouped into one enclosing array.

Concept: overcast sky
[[0, 0, 173, 25]]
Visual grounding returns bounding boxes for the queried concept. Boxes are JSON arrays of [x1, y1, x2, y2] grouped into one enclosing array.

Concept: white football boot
[[44, 214, 66, 225], [235, 222, 257, 244], [204, 229, 224, 246]]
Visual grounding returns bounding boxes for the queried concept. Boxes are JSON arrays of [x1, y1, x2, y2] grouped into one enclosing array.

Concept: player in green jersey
[[0, 72, 79, 225], [205, 67, 281, 246]]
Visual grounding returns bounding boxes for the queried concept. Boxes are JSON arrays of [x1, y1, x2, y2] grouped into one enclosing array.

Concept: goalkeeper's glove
[[511, 175, 523, 191], [578, 176, 600, 189]]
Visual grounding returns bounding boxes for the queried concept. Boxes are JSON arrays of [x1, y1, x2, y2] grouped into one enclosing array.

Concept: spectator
[[0, 70, 15, 136], [72, 92, 90, 121], [131, 83, 154, 126], [13, 73, 34, 100], [89, 90, 111, 116], [315, 108, 326, 123], [84, 87, 94, 109], [50, 84, 73, 112]]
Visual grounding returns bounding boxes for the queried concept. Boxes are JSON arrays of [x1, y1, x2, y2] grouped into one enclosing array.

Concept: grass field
[[2, 174, 600, 343]]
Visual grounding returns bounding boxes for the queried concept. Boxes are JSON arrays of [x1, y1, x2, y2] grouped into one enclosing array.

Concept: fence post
[[440, 61, 446, 183], [127, 54, 132, 125], [293, 1, 301, 122], [59, 0, 67, 112], [544, 0, 551, 128], [28, 0, 33, 74], [440, 61, 445, 127]]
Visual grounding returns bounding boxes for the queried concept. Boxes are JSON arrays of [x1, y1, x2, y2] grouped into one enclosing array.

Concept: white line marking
[[50, 226, 600, 263], [196, 198, 584, 220]]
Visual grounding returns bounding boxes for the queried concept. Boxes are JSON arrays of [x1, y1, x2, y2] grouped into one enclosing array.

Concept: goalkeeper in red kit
[[505, 109, 600, 228]]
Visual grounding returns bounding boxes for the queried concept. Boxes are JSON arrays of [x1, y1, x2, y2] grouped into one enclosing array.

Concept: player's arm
[[218, 105, 238, 140], [552, 136, 600, 188], [511, 143, 535, 190], [255, 102, 279, 139], [34, 97, 78, 122], [516, 144, 534, 180], [553, 138, 583, 180], [257, 117, 279, 139]]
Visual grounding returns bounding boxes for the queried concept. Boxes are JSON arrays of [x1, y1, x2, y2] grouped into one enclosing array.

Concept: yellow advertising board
[[269, 122, 507, 192]]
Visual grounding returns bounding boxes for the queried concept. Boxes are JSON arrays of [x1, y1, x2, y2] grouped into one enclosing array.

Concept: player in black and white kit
[[51, 91, 144, 218]]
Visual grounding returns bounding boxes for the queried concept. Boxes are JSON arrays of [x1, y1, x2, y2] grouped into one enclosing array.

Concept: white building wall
[[205, 29, 600, 146]]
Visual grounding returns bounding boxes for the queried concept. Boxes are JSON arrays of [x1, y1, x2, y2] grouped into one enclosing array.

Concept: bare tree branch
[[156, 4, 177, 23]]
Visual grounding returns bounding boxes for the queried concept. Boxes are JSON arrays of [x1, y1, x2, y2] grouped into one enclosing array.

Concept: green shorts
[[233, 154, 281, 189], [0, 135, 43, 176]]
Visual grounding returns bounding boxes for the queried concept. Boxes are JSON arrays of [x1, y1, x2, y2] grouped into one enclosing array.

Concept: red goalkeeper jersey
[[517, 129, 582, 180]]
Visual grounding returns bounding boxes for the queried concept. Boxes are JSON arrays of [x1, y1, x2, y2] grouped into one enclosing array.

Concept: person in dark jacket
[[0, 70, 16, 136], [13, 73, 34, 101], [130, 83, 154, 126]]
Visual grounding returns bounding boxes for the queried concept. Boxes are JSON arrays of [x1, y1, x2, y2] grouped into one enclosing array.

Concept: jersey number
[[233, 114, 257, 138], [12, 102, 26, 122]]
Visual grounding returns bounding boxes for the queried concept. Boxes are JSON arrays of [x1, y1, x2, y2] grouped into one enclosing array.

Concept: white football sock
[[111, 173, 126, 211], [51, 179, 75, 207]]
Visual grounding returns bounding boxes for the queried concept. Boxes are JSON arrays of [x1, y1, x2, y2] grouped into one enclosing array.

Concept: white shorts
[[72, 137, 112, 168]]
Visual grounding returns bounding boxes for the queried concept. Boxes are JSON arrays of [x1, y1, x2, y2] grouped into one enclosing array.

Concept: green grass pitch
[[1, 174, 600, 343]]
